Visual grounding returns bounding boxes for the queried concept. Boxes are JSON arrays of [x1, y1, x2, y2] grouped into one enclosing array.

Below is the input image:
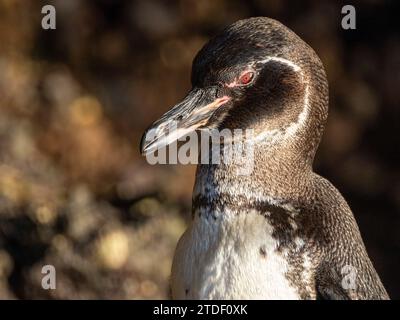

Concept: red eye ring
[[239, 71, 255, 85]]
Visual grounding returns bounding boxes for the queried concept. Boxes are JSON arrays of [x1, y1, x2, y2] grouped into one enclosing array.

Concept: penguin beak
[[140, 87, 231, 155]]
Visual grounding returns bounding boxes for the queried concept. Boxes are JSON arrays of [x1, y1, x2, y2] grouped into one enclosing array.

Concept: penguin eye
[[239, 71, 255, 85]]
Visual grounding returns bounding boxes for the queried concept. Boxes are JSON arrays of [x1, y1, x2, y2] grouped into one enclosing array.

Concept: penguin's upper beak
[[140, 87, 231, 155]]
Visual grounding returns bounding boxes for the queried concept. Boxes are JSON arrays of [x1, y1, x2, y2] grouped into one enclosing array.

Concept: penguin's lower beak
[[140, 87, 231, 155]]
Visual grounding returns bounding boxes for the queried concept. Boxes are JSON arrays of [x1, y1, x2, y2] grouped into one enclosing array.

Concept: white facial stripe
[[226, 57, 300, 88], [250, 56, 309, 145], [257, 56, 302, 72], [253, 84, 310, 145]]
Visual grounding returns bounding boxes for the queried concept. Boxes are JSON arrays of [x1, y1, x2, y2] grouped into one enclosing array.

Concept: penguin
[[140, 17, 389, 300]]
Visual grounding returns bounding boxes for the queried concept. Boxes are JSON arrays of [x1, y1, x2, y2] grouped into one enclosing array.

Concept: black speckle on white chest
[[171, 202, 317, 299]]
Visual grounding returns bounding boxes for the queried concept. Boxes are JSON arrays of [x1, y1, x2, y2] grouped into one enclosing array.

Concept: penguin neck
[[194, 139, 313, 207]]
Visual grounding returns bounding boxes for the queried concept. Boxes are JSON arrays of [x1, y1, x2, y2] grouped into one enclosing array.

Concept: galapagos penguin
[[140, 17, 389, 300]]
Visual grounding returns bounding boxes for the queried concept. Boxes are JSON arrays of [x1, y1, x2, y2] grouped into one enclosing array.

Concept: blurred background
[[0, 0, 398, 299]]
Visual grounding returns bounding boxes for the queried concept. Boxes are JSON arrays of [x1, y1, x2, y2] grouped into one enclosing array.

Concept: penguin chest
[[171, 209, 302, 299]]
